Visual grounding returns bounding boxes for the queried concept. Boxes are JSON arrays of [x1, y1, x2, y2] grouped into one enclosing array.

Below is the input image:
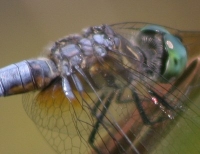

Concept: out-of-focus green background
[[0, 1, 200, 154]]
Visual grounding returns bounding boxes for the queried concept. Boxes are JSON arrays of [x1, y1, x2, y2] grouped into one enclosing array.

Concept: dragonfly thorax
[[49, 25, 121, 77], [48, 25, 122, 99]]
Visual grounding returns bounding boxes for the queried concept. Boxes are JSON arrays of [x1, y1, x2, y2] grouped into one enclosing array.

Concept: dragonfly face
[[1, 22, 200, 154]]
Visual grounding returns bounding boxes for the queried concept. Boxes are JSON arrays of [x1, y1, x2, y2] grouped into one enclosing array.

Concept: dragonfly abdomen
[[0, 58, 59, 96]]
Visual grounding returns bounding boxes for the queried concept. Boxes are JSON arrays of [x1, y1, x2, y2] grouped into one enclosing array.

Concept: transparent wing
[[22, 22, 200, 154], [111, 22, 200, 62]]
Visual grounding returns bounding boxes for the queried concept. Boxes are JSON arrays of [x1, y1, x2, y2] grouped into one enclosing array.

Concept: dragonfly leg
[[132, 90, 168, 125], [91, 93, 106, 116], [88, 92, 115, 153], [148, 90, 175, 110]]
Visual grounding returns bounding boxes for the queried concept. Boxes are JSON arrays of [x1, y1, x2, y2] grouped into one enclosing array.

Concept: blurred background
[[0, 1, 200, 154]]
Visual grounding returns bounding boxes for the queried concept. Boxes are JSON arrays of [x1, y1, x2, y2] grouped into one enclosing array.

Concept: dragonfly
[[0, 22, 200, 154]]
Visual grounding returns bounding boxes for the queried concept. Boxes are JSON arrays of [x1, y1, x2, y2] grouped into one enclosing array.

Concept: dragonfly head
[[140, 25, 188, 82]]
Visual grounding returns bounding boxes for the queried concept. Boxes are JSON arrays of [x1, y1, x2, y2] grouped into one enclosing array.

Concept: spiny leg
[[132, 89, 175, 125], [88, 91, 115, 153], [148, 90, 175, 110]]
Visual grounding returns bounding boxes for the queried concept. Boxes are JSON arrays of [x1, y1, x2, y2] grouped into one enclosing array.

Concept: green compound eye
[[141, 25, 170, 34], [141, 25, 187, 81], [163, 33, 187, 80]]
